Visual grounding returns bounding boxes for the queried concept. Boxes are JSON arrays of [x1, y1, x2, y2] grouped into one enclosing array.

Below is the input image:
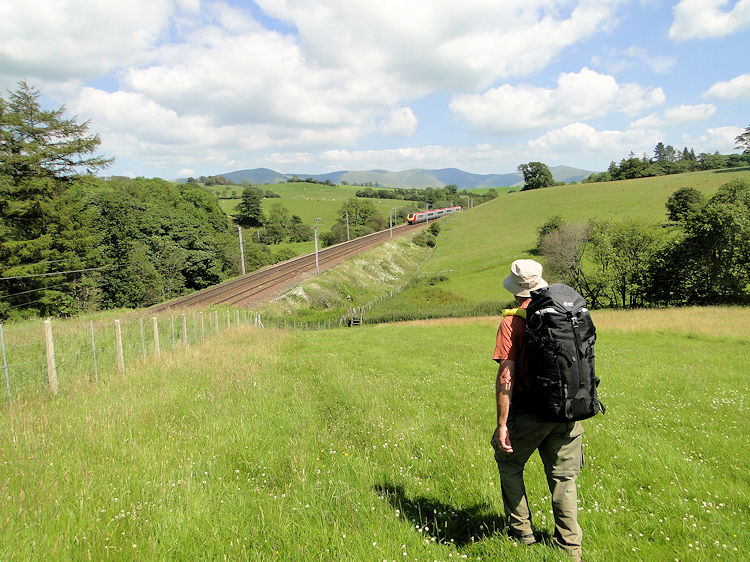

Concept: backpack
[[524, 283, 605, 422]]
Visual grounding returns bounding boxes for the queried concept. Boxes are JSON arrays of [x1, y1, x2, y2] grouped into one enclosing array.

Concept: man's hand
[[497, 424, 513, 454]]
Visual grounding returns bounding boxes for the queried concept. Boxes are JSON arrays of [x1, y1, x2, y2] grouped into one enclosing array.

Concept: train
[[406, 205, 462, 224]]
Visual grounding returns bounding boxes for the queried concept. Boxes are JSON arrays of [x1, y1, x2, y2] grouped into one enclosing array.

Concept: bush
[[665, 186, 705, 222], [412, 231, 436, 247], [535, 215, 565, 254]]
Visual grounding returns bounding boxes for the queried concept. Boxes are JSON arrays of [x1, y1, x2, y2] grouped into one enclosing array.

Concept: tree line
[[583, 141, 750, 183], [0, 82, 248, 320], [355, 184, 498, 207], [518, 130, 750, 190]]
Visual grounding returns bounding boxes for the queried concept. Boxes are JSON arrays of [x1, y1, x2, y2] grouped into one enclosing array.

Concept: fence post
[[115, 319, 125, 373], [235, 310, 240, 325], [1, 324, 11, 404], [200, 312, 205, 341], [181, 314, 188, 348], [153, 317, 161, 358], [43, 319, 59, 394], [139, 317, 146, 356], [227, 310, 231, 329], [214, 311, 219, 332], [89, 321, 98, 382]]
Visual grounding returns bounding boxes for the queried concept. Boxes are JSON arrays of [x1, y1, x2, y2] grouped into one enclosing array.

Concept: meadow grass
[[419, 168, 750, 304], [1, 307, 747, 560], [217, 181, 419, 226]]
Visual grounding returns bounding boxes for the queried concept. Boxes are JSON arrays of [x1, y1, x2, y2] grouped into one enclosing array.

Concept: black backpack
[[525, 283, 605, 422]]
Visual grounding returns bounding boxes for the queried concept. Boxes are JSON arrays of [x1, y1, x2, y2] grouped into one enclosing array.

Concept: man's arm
[[495, 358, 515, 453]]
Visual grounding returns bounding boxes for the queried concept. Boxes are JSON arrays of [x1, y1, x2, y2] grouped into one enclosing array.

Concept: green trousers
[[491, 412, 584, 560]]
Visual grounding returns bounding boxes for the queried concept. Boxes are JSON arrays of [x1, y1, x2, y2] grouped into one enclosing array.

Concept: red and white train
[[406, 206, 462, 224]]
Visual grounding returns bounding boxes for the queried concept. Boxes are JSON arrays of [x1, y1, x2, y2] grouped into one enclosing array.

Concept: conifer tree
[[234, 185, 265, 228], [0, 81, 112, 318]]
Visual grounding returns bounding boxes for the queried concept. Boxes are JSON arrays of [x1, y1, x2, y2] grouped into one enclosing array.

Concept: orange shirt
[[493, 300, 532, 398]]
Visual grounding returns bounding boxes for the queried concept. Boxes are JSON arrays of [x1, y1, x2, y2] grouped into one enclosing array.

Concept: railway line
[[148, 222, 423, 312]]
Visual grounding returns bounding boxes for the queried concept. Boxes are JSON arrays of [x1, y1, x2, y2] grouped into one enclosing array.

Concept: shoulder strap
[[502, 308, 527, 320]]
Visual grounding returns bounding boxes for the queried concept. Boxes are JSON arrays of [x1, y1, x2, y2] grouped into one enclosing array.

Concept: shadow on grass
[[374, 482, 553, 548], [713, 166, 750, 173]]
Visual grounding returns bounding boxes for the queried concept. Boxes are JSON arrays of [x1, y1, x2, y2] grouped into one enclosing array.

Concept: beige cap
[[502, 259, 548, 297]]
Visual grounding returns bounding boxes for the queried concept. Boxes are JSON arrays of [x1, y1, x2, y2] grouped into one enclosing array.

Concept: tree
[[535, 215, 564, 253], [538, 222, 594, 301], [337, 198, 377, 227], [234, 185, 265, 228], [653, 142, 677, 163], [0, 82, 113, 318], [588, 220, 665, 308], [0, 81, 112, 181], [612, 155, 653, 179], [650, 179, 750, 305], [735, 124, 750, 154], [665, 186, 705, 222], [517, 162, 554, 190]]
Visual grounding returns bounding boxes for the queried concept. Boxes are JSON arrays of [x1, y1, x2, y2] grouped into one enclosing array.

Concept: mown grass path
[[1, 308, 747, 560]]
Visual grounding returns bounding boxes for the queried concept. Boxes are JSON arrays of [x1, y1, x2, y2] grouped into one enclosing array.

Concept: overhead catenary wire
[[0, 281, 73, 298], [0, 265, 113, 281]]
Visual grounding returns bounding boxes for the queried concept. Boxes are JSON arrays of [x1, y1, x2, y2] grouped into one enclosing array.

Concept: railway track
[[148, 223, 423, 312]]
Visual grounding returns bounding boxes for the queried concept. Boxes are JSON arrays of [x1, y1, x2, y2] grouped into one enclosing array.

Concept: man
[[491, 259, 584, 561]]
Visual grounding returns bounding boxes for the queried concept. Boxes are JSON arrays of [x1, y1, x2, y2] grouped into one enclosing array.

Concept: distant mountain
[[177, 165, 595, 189], [218, 168, 289, 184]]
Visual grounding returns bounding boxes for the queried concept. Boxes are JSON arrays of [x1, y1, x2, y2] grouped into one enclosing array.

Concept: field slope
[[418, 168, 750, 304]]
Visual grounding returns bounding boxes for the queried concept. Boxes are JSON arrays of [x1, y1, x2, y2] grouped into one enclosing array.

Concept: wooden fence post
[[181, 314, 188, 348], [200, 312, 205, 341], [153, 317, 161, 358], [1, 324, 11, 404], [214, 310, 219, 332], [115, 319, 125, 373], [43, 319, 59, 394], [142, 317, 149, 355], [90, 320, 98, 382]]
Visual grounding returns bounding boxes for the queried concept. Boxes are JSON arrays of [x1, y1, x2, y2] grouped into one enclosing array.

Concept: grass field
[[1, 307, 747, 560], [214, 181, 421, 227]]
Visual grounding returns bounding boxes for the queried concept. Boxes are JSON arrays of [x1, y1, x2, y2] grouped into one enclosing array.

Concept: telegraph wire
[[0, 265, 113, 281]]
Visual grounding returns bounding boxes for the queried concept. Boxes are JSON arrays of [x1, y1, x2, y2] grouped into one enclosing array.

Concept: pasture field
[[419, 168, 750, 304], [215, 181, 421, 226], [1, 307, 747, 560]]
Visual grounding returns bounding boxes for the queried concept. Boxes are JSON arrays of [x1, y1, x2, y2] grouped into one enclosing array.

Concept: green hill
[[215, 181, 420, 227], [397, 168, 750, 306]]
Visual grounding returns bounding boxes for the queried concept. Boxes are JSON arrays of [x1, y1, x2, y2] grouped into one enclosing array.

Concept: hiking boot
[[509, 531, 537, 545]]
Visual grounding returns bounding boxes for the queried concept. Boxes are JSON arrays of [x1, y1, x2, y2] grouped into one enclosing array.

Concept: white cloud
[[527, 123, 661, 157], [629, 103, 716, 128], [703, 73, 750, 100], [591, 46, 676, 74], [669, 0, 750, 40], [177, 169, 195, 177], [450, 67, 665, 134], [682, 126, 745, 153], [254, 0, 627, 91], [380, 108, 418, 137], [0, 0, 184, 81]]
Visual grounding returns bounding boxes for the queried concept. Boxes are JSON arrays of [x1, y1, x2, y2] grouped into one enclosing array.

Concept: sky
[[1, 0, 749, 179]]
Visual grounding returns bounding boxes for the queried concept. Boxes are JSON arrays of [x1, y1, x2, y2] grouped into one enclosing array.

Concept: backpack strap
[[502, 308, 527, 320]]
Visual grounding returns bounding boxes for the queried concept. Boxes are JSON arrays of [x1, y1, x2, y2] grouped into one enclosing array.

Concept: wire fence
[[0, 307, 265, 406]]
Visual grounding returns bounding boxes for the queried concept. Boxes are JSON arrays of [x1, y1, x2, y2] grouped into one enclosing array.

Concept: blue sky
[[1, 0, 748, 179]]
